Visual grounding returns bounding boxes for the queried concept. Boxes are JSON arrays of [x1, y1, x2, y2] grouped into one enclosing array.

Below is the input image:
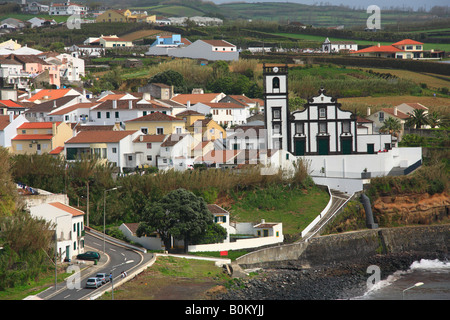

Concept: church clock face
[[273, 67, 279, 73]]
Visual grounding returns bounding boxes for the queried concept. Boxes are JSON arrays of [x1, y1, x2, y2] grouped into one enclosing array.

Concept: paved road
[[39, 233, 146, 300]]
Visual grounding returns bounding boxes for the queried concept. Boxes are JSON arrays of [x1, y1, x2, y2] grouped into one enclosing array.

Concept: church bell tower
[[263, 64, 290, 151]]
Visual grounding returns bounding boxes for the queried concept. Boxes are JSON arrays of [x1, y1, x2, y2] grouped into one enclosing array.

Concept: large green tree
[[137, 188, 225, 252]]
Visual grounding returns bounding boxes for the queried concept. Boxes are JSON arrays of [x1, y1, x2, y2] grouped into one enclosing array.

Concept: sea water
[[353, 259, 450, 300]]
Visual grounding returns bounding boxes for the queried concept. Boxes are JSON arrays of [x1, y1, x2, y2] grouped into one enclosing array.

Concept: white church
[[262, 64, 422, 193]]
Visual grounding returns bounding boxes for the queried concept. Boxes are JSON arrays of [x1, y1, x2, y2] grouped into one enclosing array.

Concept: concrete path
[[300, 189, 353, 242]]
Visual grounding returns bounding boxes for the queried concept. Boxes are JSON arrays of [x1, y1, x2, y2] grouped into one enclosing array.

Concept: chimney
[[9, 113, 13, 123], [143, 92, 151, 100], [53, 100, 57, 108], [377, 43, 380, 47], [52, 122, 57, 136], [367, 106, 371, 116], [394, 107, 398, 116], [140, 135, 143, 141], [187, 101, 191, 108], [128, 100, 133, 109], [112, 100, 117, 109]]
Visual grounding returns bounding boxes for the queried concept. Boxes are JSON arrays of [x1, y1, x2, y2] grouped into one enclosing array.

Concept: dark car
[[77, 251, 100, 261]]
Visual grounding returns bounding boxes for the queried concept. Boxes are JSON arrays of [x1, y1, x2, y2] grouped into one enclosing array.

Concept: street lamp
[[103, 186, 121, 254], [110, 260, 134, 300], [402, 282, 424, 300]]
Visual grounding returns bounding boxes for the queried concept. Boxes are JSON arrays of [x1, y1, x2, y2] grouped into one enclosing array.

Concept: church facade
[[263, 64, 391, 157]]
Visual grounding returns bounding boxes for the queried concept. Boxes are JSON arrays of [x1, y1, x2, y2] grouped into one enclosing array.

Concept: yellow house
[[176, 110, 205, 126], [128, 13, 156, 23], [99, 35, 133, 48], [11, 121, 73, 155], [188, 118, 226, 141], [96, 9, 130, 23], [124, 112, 186, 135]]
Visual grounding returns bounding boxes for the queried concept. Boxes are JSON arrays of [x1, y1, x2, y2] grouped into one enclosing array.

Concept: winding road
[[39, 233, 149, 300]]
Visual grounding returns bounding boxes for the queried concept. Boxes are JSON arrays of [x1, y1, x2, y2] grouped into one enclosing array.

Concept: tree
[[149, 70, 186, 92], [427, 111, 441, 128], [380, 117, 402, 137], [406, 109, 429, 129], [137, 188, 225, 252]]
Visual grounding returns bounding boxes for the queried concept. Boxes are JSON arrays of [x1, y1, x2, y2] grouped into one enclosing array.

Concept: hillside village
[[0, 0, 448, 301]]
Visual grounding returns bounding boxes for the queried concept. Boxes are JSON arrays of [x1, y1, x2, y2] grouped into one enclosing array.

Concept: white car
[[86, 277, 102, 289]]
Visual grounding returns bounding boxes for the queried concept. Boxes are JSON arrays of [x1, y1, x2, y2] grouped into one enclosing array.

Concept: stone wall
[[237, 224, 450, 269]]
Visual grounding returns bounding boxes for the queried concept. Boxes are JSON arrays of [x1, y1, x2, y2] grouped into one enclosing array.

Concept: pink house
[[7, 54, 61, 88]]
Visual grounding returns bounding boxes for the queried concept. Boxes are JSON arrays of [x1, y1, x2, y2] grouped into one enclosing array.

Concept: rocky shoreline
[[218, 251, 448, 300]]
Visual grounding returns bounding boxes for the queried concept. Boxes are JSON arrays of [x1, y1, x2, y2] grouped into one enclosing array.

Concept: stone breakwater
[[219, 252, 447, 300], [219, 224, 450, 300]]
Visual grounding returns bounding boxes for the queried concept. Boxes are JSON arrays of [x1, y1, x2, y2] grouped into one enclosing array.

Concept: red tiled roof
[[12, 134, 53, 140], [65, 130, 137, 144], [18, 122, 61, 129], [201, 40, 235, 47], [49, 102, 98, 115], [381, 108, 410, 119], [171, 93, 222, 105], [0, 100, 23, 108], [126, 112, 183, 122], [392, 39, 423, 46], [28, 89, 72, 102], [133, 134, 166, 143], [203, 102, 244, 109], [207, 204, 229, 214], [353, 45, 402, 54], [49, 202, 85, 217], [49, 146, 65, 154], [0, 115, 17, 130]]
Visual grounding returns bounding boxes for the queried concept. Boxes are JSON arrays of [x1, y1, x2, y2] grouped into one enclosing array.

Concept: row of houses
[[322, 37, 444, 60], [0, 41, 85, 89], [0, 85, 267, 171]]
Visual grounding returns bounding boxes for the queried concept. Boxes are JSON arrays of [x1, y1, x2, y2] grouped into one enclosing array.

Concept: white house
[[91, 99, 171, 127], [189, 102, 248, 128], [322, 37, 358, 53], [157, 133, 195, 171], [64, 130, 142, 172], [28, 17, 57, 28], [158, 39, 239, 61], [47, 101, 98, 124], [29, 202, 85, 262], [131, 134, 166, 168], [56, 53, 85, 82], [49, 1, 87, 16], [0, 114, 28, 149]]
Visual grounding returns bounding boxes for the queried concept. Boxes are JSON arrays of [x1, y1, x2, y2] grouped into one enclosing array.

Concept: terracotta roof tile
[[12, 134, 53, 140], [65, 130, 137, 144], [125, 112, 183, 122], [49, 202, 85, 217]]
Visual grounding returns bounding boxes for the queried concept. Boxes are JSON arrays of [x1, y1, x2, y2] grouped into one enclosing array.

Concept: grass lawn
[[99, 256, 229, 300], [221, 185, 330, 236]]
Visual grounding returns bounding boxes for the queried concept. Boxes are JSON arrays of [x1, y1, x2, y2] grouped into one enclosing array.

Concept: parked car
[[96, 273, 109, 284], [77, 251, 100, 261], [86, 277, 102, 289]]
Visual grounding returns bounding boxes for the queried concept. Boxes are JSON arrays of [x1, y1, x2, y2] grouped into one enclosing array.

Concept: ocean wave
[[409, 259, 450, 271]]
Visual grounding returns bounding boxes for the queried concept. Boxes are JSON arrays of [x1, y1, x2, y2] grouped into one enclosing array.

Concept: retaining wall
[[237, 224, 450, 269]]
